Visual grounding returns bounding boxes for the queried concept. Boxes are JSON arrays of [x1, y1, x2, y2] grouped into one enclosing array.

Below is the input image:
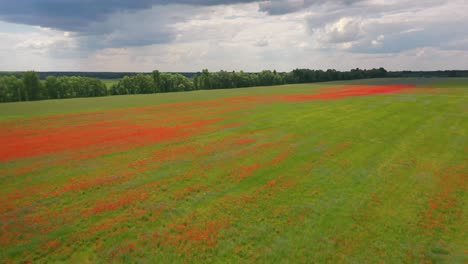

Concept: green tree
[[152, 70, 162, 93], [135, 74, 156, 94], [23, 71, 41, 101], [200, 69, 212, 89], [45, 76, 60, 99], [0, 76, 25, 102], [113, 74, 155, 95]]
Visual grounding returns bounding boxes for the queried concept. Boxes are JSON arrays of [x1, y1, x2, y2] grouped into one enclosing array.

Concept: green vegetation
[[0, 78, 466, 263], [101, 79, 120, 88], [104, 68, 389, 96], [0, 73, 107, 102], [3, 68, 468, 104], [0, 68, 389, 103]]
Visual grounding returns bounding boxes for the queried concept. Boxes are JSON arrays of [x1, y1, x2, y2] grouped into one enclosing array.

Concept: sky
[[0, 0, 467, 72]]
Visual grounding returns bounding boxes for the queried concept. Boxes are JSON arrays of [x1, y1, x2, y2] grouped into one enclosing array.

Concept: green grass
[[0, 78, 467, 263], [0, 82, 337, 121], [101, 79, 120, 88], [1, 77, 466, 121]]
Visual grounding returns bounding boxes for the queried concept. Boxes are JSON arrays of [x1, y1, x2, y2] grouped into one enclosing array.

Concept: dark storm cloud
[[0, 1, 151, 31], [0, 0, 362, 30], [0, 0, 260, 31], [258, 0, 362, 15], [0, 0, 265, 49], [0, 1, 363, 33]]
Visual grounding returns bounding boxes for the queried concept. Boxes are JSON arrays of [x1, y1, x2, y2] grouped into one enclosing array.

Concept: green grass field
[[0, 78, 466, 263], [101, 79, 120, 89]]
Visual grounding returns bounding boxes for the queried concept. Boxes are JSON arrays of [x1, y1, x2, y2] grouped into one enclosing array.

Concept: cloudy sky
[[0, 0, 467, 72]]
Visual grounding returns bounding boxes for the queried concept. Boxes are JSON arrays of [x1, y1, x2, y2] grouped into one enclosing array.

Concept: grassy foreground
[[0, 78, 467, 263]]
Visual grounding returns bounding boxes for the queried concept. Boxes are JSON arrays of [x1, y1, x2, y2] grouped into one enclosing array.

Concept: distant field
[[0, 78, 466, 263], [101, 79, 120, 88]]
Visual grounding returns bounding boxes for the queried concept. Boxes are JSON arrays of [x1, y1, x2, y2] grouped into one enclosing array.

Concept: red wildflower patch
[[45, 239, 61, 249], [84, 191, 149, 216], [282, 85, 415, 102], [45, 173, 132, 198], [0, 119, 225, 162], [234, 163, 263, 182], [0, 84, 418, 164], [88, 222, 114, 234], [419, 165, 466, 235], [269, 149, 293, 166]]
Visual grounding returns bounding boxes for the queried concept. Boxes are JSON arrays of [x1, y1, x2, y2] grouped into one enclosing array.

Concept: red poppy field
[[1, 81, 467, 263]]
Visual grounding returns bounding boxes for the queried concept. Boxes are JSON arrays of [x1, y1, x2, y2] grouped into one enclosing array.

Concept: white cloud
[[306, 0, 468, 55], [0, 0, 467, 71], [314, 17, 364, 45]]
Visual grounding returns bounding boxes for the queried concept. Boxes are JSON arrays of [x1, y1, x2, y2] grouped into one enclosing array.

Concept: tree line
[[109, 68, 388, 95], [0, 68, 388, 103], [0, 72, 107, 102], [2, 69, 468, 80]]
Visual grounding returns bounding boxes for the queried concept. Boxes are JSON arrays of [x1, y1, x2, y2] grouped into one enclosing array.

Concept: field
[[101, 79, 120, 89], [0, 78, 467, 263]]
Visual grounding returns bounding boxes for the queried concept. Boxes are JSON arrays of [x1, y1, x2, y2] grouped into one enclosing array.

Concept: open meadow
[[0, 78, 467, 263]]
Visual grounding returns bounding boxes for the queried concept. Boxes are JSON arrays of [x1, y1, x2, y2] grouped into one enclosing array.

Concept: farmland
[[0, 78, 467, 263]]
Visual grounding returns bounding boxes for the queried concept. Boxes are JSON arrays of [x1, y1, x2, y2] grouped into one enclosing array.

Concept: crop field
[[0, 79, 467, 263]]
